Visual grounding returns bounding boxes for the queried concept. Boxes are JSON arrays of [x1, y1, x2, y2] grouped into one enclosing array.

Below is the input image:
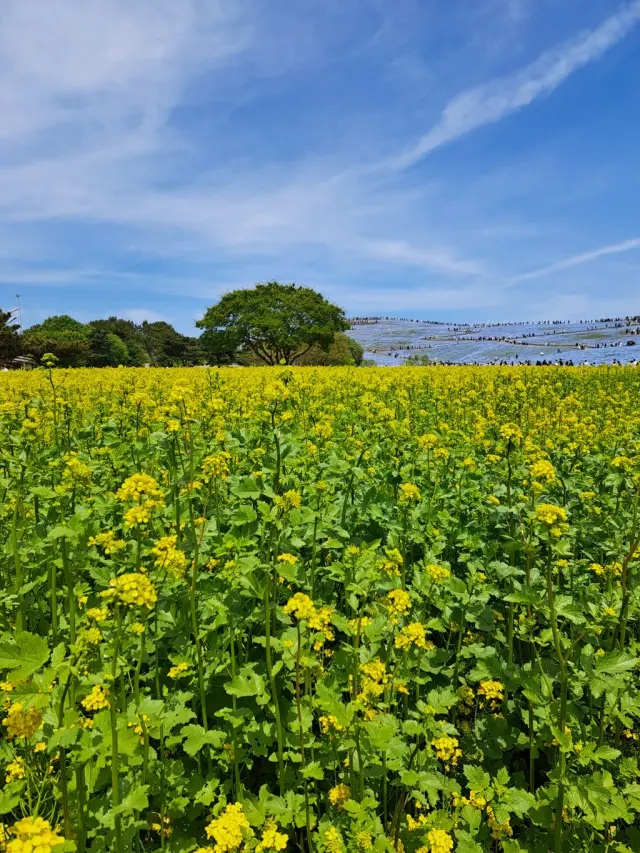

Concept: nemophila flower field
[[1, 365, 640, 853]]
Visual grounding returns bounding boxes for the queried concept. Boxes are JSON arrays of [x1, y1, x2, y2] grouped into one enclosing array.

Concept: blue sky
[[2, 0, 640, 333]]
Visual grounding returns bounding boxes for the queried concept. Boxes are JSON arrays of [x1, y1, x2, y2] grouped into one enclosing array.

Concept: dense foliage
[[14, 315, 202, 368], [196, 282, 350, 365], [1, 365, 640, 853], [0, 311, 22, 367]]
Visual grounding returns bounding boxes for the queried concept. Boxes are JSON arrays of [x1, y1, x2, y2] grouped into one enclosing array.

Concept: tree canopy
[[196, 281, 350, 365], [19, 314, 202, 368], [0, 309, 22, 365]]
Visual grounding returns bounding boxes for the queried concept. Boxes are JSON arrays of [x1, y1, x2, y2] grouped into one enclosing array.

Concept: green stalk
[[296, 624, 314, 853], [12, 504, 25, 631], [546, 550, 568, 853], [61, 535, 76, 645], [229, 625, 243, 798], [110, 605, 123, 853], [49, 558, 58, 643], [187, 494, 211, 777], [264, 579, 285, 795]]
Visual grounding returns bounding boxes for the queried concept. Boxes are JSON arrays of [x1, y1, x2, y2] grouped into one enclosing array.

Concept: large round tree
[[196, 281, 350, 365]]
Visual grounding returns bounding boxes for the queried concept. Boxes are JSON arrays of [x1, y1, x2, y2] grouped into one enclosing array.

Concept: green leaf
[[0, 789, 20, 815], [0, 631, 50, 679], [102, 786, 149, 825], [182, 724, 226, 756], [400, 770, 419, 787], [554, 595, 586, 625], [595, 651, 637, 676], [225, 668, 266, 698], [231, 505, 258, 526], [463, 765, 490, 792], [594, 746, 621, 761], [301, 761, 324, 781], [46, 525, 78, 541]]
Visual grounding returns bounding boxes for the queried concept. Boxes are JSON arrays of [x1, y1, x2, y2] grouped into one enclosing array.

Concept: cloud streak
[[391, 1, 640, 169], [514, 237, 640, 281]]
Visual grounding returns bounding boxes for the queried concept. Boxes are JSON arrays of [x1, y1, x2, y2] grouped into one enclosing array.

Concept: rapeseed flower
[[116, 472, 164, 503], [102, 572, 157, 608], [2, 702, 42, 739], [322, 827, 343, 852], [395, 622, 433, 651], [4, 816, 65, 853], [399, 483, 421, 503], [385, 589, 411, 621], [432, 735, 461, 768], [151, 535, 187, 578], [425, 563, 451, 583], [283, 593, 315, 622], [205, 803, 252, 852], [5, 757, 26, 783], [256, 819, 288, 851], [328, 784, 351, 808], [81, 685, 109, 712]]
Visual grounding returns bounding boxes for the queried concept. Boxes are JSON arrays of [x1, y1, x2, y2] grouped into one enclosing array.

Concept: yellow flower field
[[0, 365, 639, 853]]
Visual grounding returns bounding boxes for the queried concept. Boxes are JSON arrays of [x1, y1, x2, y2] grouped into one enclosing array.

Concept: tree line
[[1, 282, 363, 367], [0, 312, 203, 368]]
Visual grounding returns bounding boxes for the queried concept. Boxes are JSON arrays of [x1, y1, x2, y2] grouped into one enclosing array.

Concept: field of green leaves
[[1, 365, 639, 853]]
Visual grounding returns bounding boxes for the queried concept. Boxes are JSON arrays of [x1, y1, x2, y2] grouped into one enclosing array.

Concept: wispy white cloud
[[514, 237, 640, 281], [391, 1, 640, 169], [356, 239, 487, 277]]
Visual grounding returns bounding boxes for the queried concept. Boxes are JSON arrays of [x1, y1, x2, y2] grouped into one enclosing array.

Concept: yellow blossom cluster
[[205, 803, 252, 852], [379, 548, 403, 576], [385, 589, 411, 622], [417, 829, 454, 853], [319, 714, 344, 735], [357, 659, 390, 707], [202, 451, 231, 481], [425, 563, 451, 583], [432, 735, 461, 769], [283, 593, 316, 622], [151, 535, 187, 578], [102, 572, 157, 608], [255, 819, 288, 851], [328, 784, 351, 808], [2, 702, 43, 739], [529, 458, 556, 483], [395, 622, 433, 651], [589, 561, 622, 578], [533, 502, 569, 536], [399, 482, 421, 503], [81, 685, 109, 712], [478, 680, 504, 712], [274, 490, 302, 514], [168, 662, 191, 679], [322, 827, 343, 852], [3, 816, 65, 853], [79, 626, 103, 646], [284, 594, 334, 642], [116, 472, 164, 503], [86, 607, 108, 621], [5, 757, 26, 783], [88, 531, 127, 554]]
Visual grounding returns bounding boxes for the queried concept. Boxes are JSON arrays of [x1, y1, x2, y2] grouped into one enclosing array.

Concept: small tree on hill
[[196, 281, 349, 365]]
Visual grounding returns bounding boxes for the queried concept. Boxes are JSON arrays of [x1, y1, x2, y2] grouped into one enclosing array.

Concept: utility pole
[[15, 294, 22, 332]]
